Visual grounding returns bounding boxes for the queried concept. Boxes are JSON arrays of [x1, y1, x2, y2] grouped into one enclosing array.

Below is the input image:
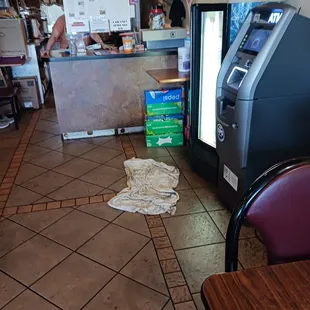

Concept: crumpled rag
[[108, 158, 180, 215]]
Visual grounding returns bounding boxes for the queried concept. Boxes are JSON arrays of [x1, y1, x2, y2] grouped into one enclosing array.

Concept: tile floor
[[0, 106, 267, 309]]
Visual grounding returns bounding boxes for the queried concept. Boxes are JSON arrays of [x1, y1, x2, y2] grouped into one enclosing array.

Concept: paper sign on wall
[[64, 0, 131, 33], [67, 18, 90, 33], [90, 16, 110, 33], [110, 20, 131, 31]]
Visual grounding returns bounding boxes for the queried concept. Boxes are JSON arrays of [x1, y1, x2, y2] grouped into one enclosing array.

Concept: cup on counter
[[122, 36, 134, 53]]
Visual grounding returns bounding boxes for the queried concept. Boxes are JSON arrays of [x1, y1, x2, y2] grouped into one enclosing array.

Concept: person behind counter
[[42, 14, 113, 56]]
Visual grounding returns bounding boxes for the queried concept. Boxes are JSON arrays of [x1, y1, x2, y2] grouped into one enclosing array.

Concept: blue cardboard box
[[145, 88, 183, 116]]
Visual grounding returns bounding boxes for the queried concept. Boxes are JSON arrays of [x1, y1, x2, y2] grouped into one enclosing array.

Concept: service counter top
[[43, 48, 178, 62], [47, 48, 178, 138]]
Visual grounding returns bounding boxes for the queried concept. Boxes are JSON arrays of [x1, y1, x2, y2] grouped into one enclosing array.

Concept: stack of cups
[[178, 47, 190, 73]]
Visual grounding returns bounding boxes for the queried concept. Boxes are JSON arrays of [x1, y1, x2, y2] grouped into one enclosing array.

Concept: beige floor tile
[[193, 293, 205, 310], [22, 171, 73, 196], [53, 158, 100, 178], [48, 179, 103, 200], [36, 120, 59, 135], [80, 136, 115, 145], [238, 238, 267, 269], [57, 141, 97, 156], [0, 272, 25, 308], [80, 146, 122, 164], [83, 274, 168, 310], [103, 137, 124, 151], [163, 213, 224, 250], [36, 135, 65, 150], [6, 185, 43, 208], [0, 235, 71, 285], [14, 163, 47, 185], [29, 151, 73, 169], [80, 165, 126, 188], [40, 108, 56, 119], [30, 131, 55, 144], [23, 145, 51, 161], [173, 155, 192, 171], [99, 188, 116, 195], [113, 212, 150, 237], [162, 190, 205, 218], [32, 253, 115, 310], [194, 188, 224, 211], [134, 146, 170, 159], [34, 197, 55, 204], [167, 146, 188, 157], [176, 244, 225, 293], [209, 209, 255, 239], [105, 153, 127, 170], [2, 290, 59, 310], [129, 134, 145, 147], [174, 301, 197, 310], [78, 224, 149, 271], [78, 202, 122, 222], [10, 208, 72, 233], [121, 241, 168, 295], [176, 173, 191, 191], [0, 137, 20, 149], [163, 301, 174, 310], [0, 148, 15, 161], [0, 162, 9, 176], [108, 176, 127, 192], [182, 170, 209, 189], [0, 219, 35, 257], [41, 210, 108, 250], [40, 114, 58, 123], [154, 156, 177, 167]]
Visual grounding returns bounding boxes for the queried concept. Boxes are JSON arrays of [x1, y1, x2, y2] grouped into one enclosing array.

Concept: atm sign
[[268, 12, 283, 24]]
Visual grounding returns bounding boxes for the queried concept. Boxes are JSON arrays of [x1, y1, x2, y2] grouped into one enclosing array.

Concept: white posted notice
[[223, 165, 238, 191], [64, 0, 131, 33]]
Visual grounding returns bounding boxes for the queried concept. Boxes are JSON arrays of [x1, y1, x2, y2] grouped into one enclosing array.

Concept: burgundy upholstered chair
[[225, 157, 310, 272]]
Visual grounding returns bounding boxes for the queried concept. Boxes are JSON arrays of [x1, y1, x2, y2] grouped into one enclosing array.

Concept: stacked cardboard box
[[145, 88, 184, 148]]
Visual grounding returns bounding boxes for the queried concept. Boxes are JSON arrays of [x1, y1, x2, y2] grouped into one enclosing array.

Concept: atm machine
[[216, 3, 310, 210]]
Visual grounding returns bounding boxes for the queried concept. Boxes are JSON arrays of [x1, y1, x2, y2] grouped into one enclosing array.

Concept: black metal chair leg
[[15, 96, 21, 121], [11, 97, 19, 130]]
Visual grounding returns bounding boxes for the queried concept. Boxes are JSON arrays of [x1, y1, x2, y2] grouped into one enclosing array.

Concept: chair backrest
[[225, 158, 310, 272]]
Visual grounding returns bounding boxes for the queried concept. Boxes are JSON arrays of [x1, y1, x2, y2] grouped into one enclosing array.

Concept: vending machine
[[189, 0, 266, 183]]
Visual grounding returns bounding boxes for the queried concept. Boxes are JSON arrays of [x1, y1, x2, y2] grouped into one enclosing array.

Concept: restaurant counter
[[44, 49, 178, 139]]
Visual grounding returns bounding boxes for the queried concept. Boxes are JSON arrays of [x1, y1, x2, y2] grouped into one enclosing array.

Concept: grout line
[[1, 134, 202, 308], [5, 215, 169, 309], [18, 144, 125, 199], [0, 281, 63, 310], [0, 112, 41, 216]]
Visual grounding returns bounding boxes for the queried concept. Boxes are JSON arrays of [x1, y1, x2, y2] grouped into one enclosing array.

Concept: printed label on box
[[145, 115, 184, 135], [146, 133, 184, 148], [145, 88, 182, 105]]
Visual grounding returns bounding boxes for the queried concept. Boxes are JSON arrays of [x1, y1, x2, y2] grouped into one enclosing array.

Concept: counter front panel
[[50, 54, 178, 134]]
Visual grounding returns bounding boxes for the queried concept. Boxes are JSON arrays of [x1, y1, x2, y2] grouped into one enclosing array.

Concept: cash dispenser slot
[[218, 95, 236, 115]]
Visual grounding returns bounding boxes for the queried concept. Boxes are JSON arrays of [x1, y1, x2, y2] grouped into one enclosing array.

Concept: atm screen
[[244, 28, 272, 53]]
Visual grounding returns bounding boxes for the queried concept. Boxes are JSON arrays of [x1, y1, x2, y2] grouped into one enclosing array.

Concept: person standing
[[43, 14, 113, 56]]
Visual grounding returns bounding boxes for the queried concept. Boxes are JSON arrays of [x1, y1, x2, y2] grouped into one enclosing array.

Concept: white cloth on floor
[[108, 158, 180, 215]]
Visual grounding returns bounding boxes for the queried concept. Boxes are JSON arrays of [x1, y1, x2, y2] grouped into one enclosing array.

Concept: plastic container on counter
[[149, 8, 165, 30], [178, 47, 190, 73]]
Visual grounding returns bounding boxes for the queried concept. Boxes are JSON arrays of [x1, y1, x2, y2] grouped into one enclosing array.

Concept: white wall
[[287, 0, 310, 17]]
